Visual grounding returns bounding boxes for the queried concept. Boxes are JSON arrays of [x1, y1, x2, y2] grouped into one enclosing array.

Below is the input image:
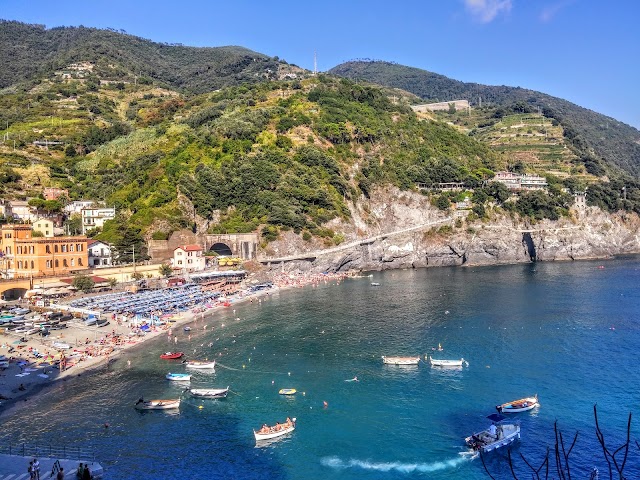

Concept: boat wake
[[321, 452, 474, 473]]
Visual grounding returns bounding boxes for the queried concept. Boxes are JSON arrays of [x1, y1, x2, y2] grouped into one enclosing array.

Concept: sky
[[2, 0, 639, 129]]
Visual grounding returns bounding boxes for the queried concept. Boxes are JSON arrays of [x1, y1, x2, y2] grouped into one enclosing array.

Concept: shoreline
[[0, 271, 350, 418]]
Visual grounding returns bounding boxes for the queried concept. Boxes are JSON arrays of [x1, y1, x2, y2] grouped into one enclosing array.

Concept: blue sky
[[2, 0, 639, 129]]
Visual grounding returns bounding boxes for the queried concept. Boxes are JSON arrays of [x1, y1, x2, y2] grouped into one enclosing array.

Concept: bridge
[[259, 217, 453, 265]]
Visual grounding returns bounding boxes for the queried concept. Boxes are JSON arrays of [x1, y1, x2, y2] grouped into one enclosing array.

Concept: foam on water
[[320, 452, 474, 473]]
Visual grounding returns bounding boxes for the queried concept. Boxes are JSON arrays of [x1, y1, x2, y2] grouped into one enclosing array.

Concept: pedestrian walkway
[[0, 454, 103, 479]]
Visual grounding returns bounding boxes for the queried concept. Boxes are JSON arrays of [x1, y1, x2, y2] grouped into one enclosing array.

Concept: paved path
[[0, 454, 103, 479], [259, 217, 453, 263]]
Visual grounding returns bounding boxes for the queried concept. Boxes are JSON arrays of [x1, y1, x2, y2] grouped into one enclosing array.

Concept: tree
[[131, 272, 144, 281], [72, 274, 95, 293], [65, 214, 83, 235], [108, 278, 117, 289], [159, 264, 173, 278]]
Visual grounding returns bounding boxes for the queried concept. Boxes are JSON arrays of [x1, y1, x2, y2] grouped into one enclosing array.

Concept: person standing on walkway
[[56, 466, 64, 479], [27, 460, 34, 479], [33, 458, 40, 480]]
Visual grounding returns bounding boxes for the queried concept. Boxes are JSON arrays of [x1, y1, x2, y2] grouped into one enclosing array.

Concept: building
[[88, 240, 113, 268], [173, 244, 206, 272], [0, 224, 89, 279], [64, 200, 95, 215], [32, 218, 55, 238], [81, 207, 116, 234], [8, 200, 37, 222], [492, 171, 548, 191], [43, 188, 69, 201]]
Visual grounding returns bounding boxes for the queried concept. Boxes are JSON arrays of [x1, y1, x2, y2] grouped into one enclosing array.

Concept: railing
[[0, 442, 96, 461]]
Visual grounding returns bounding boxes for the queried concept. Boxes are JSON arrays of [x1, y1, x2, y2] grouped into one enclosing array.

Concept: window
[[54, 245, 58, 253], [71, 259, 75, 267], [63, 259, 68, 267], [45, 230, 50, 236], [188, 259, 193, 264], [77, 244, 83, 252], [17, 261, 22, 269], [70, 244, 74, 252], [46, 260, 52, 268], [29, 246, 34, 254], [55, 259, 59, 268], [177, 251, 183, 256], [62, 245, 67, 253], [30, 261, 34, 269], [5, 247, 11, 254], [177, 260, 183, 265], [78, 258, 83, 266], [46, 245, 51, 254]]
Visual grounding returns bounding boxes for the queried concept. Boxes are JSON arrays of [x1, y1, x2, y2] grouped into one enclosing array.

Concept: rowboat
[[428, 356, 466, 367], [496, 394, 539, 413], [166, 372, 191, 381], [465, 413, 520, 453], [184, 360, 216, 370], [160, 352, 184, 360], [254, 418, 296, 441], [278, 388, 297, 395], [382, 356, 421, 365], [189, 387, 229, 398], [135, 398, 181, 410]]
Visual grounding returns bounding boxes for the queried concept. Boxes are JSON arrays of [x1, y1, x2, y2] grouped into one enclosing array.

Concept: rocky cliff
[[264, 187, 640, 274]]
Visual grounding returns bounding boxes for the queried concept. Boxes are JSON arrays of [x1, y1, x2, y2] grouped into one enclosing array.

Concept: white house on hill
[[173, 244, 205, 272], [88, 239, 113, 268]]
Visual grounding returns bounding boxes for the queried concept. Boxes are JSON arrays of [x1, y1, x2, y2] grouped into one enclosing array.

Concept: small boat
[[278, 388, 297, 395], [254, 418, 296, 441], [160, 352, 184, 360], [465, 413, 521, 453], [166, 373, 191, 381], [496, 394, 539, 413], [184, 360, 216, 370], [183, 326, 192, 332], [428, 356, 466, 367], [83, 317, 98, 326], [371, 282, 381, 286], [96, 319, 110, 327], [382, 356, 421, 365], [135, 398, 181, 410], [189, 387, 229, 398]]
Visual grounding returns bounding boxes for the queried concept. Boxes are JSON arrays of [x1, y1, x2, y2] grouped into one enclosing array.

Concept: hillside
[[0, 20, 303, 93], [329, 61, 640, 177]]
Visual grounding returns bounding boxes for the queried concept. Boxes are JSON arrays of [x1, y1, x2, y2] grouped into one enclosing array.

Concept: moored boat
[[166, 372, 191, 381], [278, 388, 297, 395], [189, 386, 229, 398], [382, 356, 421, 365], [465, 413, 520, 453], [254, 417, 296, 441], [184, 360, 216, 370], [496, 394, 539, 413], [135, 398, 181, 410], [160, 352, 184, 360], [428, 356, 467, 367]]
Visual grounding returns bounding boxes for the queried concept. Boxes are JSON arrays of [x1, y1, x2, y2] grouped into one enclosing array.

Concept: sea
[[2, 256, 640, 480]]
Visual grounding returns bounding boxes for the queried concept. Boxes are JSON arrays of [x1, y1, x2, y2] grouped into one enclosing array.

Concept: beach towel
[[38, 373, 49, 378]]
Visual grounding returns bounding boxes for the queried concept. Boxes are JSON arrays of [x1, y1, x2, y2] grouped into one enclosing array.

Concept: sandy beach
[[0, 270, 351, 416]]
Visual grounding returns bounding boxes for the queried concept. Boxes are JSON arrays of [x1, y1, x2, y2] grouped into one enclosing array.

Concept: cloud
[[539, 0, 575, 22], [464, 0, 512, 23]]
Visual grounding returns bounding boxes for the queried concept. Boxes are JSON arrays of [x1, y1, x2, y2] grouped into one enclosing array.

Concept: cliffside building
[[81, 207, 116, 234], [173, 244, 205, 272], [492, 171, 548, 191], [88, 240, 113, 268]]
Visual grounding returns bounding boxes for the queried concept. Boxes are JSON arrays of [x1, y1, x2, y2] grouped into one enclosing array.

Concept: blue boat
[[166, 373, 191, 382]]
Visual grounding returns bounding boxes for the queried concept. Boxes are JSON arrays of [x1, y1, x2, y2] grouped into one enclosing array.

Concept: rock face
[[264, 187, 640, 274]]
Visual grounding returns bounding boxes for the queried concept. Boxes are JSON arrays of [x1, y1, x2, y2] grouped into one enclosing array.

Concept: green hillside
[[0, 20, 298, 93], [329, 61, 640, 177]]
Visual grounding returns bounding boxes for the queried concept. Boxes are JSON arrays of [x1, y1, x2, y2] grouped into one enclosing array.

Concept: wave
[[321, 452, 475, 473]]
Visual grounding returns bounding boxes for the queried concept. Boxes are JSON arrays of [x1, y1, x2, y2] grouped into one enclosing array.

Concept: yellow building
[[0, 224, 89, 279], [32, 218, 55, 238]]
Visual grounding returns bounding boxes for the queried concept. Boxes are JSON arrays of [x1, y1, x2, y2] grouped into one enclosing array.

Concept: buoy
[[323, 401, 328, 408], [198, 405, 203, 409]]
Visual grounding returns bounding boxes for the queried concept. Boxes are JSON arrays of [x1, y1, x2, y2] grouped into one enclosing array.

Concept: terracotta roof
[[175, 244, 202, 252]]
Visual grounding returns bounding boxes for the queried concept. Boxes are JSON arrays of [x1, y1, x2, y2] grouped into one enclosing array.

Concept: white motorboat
[[428, 356, 467, 367], [254, 418, 296, 441], [135, 398, 181, 410], [189, 387, 229, 398], [496, 394, 539, 413], [466, 414, 520, 453], [184, 360, 216, 370], [382, 356, 421, 365]]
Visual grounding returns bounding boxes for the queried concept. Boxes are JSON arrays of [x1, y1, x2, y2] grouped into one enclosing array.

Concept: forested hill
[[0, 20, 297, 93], [329, 61, 640, 177]]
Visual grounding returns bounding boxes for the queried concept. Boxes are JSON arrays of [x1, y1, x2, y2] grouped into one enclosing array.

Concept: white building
[[492, 171, 548, 191], [173, 244, 206, 272], [64, 200, 95, 215], [32, 218, 55, 238], [87, 239, 113, 268], [8, 200, 37, 222], [81, 207, 116, 234]]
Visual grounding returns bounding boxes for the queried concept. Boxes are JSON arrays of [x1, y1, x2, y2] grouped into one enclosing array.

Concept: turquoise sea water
[[2, 257, 640, 479]]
